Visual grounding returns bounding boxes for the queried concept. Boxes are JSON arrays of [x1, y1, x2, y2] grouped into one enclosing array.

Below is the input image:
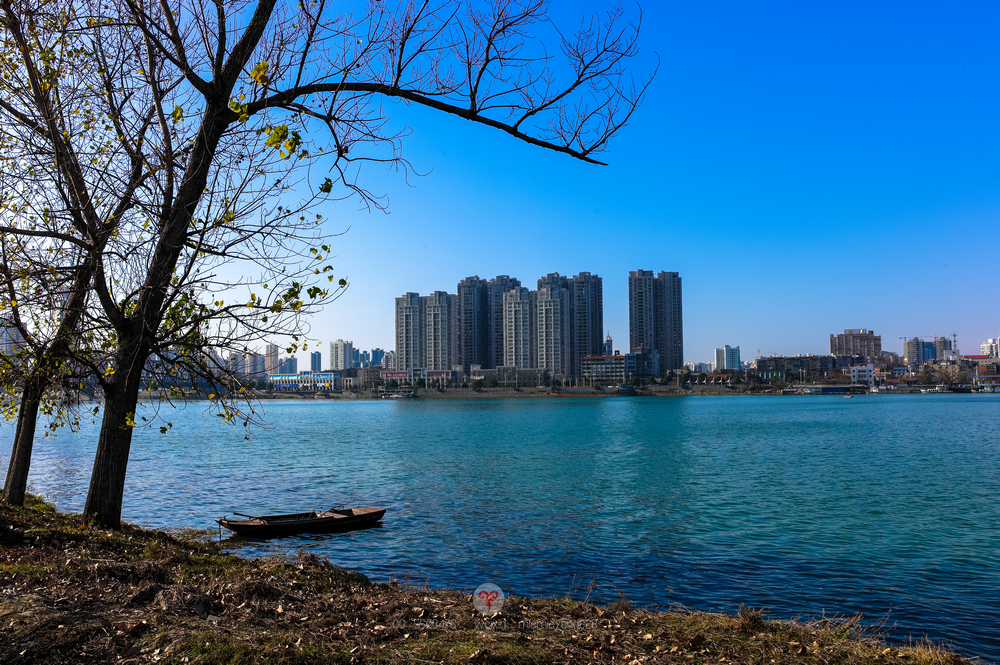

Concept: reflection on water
[[2, 394, 999, 662]]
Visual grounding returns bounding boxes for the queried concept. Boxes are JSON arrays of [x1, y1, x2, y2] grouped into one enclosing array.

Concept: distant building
[[850, 364, 875, 387], [371, 348, 386, 366], [830, 329, 881, 359], [357, 366, 383, 391], [714, 345, 741, 371], [330, 339, 354, 371], [536, 278, 572, 377], [503, 287, 537, 369], [755, 355, 838, 381], [394, 291, 458, 372], [359, 350, 371, 367], [0, 316, 24, 354], [278, 356, 298, 374], [381, 350, 396, 371], [581, 348, 659, 384], [395, 293, 422, 372], [625, 348, 660, 379], [485, 275, 521, 369], [581, 354, 626, 384], [352, 348, 361, 367], [568, 272, 604, 379], [982, 336, 999, 358], [423, 291, 458, 371], [933, 336, 957, 361], [245, 353, 266, 380], [628, 270, 683, 375], [602, 333, 613, 357], [310, 351, 322, 372], [457, 276, 488, 372], [903, 338, 925, 365], [264, 343, 280, 374]]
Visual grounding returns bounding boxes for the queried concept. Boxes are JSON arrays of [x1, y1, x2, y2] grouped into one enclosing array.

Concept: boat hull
[[216, 506, 385, 537]]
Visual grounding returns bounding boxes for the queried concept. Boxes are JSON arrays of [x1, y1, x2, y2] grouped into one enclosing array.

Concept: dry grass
[[0, 496, 978, 665]]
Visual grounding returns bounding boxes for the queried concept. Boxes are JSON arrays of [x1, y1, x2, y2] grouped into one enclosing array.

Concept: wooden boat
[[216, 506, 385, 537]]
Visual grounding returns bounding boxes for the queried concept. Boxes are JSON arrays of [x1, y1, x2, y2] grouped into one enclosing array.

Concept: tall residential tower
[[628, 270, 683, 374]]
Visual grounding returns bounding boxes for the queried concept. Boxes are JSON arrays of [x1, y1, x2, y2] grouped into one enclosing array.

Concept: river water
[[2, 394, 998, 661]]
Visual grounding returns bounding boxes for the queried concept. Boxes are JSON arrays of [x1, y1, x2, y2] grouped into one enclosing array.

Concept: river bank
[[0, 497, 972, 665]]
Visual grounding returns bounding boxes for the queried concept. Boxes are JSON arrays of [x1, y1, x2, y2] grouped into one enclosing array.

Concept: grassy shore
[[0, 496, 973, 665]]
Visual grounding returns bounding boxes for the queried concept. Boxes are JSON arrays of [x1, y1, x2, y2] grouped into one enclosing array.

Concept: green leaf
[[319, 178, 333, 193]]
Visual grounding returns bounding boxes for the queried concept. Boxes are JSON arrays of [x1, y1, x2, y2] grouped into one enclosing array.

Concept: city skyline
[[251, 1, 997, 367]]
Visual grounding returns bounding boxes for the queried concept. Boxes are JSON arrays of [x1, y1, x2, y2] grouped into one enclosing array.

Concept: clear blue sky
[[291, 0, 999, 365]]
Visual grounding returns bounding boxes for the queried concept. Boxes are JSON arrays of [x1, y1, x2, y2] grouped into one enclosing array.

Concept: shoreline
[[135, 386, 989, 402], [0, 497, 978, 664]]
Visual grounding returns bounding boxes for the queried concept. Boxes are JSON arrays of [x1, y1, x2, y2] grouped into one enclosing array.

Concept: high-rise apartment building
[[245, 353, 265, 380], [371, 348, 386, 366], [395, 293, 422, 372], [982, 336, 999, 358], [485, 275, 520, 369], [0, 316, 24, 354], [934, 336, 955, 360], [569, 272, 604, 378], [329, 339, 354, 370], [536, 282, 571, 377], [310, 351, 322, 372], [903, 338, 925, 365], [714, 345, 741, 371], [382, 350, 396, 370], [628, 270, 683, 374], [278, 356, 298, 374], [830, 329, 881, 359], [423, 291, 458, 371], [457, 276, 487, 372], [264, 343, 280, 374], [394, 291, 458, 371], [503, 287, 537, 369]]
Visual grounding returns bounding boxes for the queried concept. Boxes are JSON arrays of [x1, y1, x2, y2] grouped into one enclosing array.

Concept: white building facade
[[714, 345, 741, 371], [850, 364, 875, 387]]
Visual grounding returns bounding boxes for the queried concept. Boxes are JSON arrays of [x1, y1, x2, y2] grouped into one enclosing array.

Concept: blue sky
[[293, 0, 999, 365]]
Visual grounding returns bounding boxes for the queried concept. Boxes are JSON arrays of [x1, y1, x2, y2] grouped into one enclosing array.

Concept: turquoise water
[[2, 395, 999, 661]]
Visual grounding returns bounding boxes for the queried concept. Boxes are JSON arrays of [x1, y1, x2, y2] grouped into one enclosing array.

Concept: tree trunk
[[82, 354, 145, 529], [2, 374, 46, 506]]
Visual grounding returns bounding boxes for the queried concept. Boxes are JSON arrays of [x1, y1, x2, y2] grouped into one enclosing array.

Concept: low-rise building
[[850, 364, 875, 387], [357, 366, 383, 391], [582, 348, 660, 384], [581, 354, 626, 384], [267, 371, 339, 390], [755, 355, 837, 381]]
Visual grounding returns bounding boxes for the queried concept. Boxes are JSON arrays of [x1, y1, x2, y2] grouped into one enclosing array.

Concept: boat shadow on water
[[219, 520, 385, 545]]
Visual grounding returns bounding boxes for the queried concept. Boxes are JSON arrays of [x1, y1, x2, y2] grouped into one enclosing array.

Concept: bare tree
[[0, 0, 652, 527]]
